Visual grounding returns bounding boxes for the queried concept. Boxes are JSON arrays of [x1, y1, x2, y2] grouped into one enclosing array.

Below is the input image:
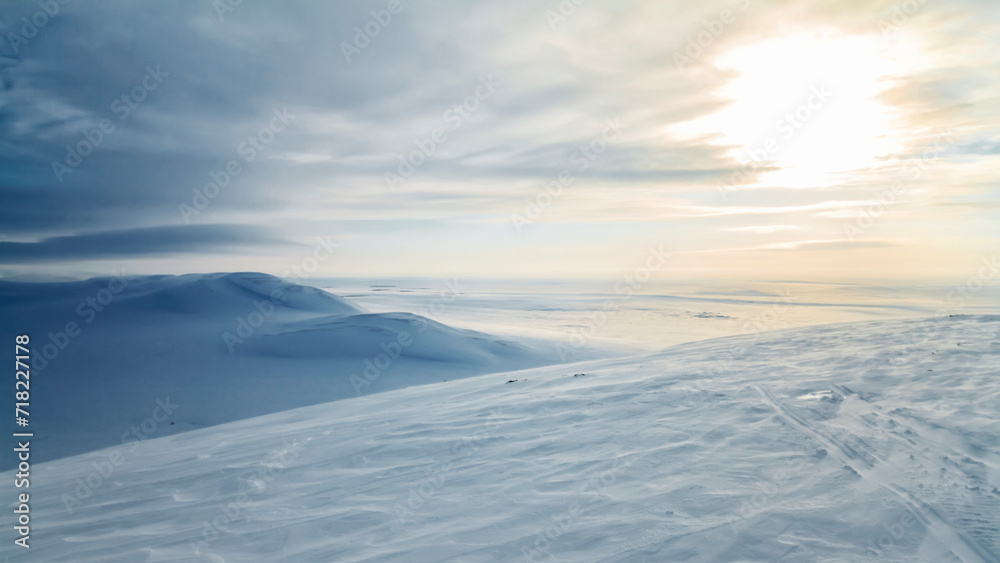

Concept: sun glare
[[676, 32, 907, 189]]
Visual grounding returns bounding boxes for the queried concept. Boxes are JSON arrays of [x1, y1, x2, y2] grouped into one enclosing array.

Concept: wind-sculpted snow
[[10, 315, 999, 562], [0, 273, 591, 466]]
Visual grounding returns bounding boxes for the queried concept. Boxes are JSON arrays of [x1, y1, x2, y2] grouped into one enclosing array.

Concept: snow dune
[[11, 315, 1000, 562], [0, 273, 598, 465]]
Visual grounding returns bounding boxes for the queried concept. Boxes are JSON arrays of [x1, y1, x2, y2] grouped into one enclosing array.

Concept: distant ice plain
[[322, 277, 1000, 353]]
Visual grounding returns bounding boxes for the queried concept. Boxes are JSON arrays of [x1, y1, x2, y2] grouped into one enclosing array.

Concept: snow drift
[[0, 273, 596, 465], [10, 315, 1000, 562]]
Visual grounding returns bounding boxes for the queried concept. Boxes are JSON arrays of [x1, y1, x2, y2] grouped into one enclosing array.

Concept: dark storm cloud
[[0, 224, 293, 263]]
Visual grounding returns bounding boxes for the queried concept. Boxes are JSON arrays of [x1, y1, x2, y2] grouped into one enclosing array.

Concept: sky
[[0, 0, 998, 282]]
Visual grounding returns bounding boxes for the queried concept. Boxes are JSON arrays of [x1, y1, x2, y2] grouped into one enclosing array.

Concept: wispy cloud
[[0, 0, 996, 278], [725, 225, 802, 233], [0, 225, 294, 263]]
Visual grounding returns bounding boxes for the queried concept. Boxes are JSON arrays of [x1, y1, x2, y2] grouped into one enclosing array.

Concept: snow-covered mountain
[[11, 315, 999, 562], [0, 273, 602, 465]]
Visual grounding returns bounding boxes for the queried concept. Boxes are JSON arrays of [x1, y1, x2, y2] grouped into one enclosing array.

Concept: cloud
[[757, 239, 897, 251], [0, 224, 293, 264], [0, 0, 996, 277], [674, 200, 883, 219], [725, 225, 802, 233], [683, 238, 898, 255]]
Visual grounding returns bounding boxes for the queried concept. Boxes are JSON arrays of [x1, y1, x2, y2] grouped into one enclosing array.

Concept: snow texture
[[6, 315, 999, 562], [0, 273, 597, 465]]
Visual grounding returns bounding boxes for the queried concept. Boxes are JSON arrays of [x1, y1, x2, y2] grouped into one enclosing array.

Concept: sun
[[674, 32, 908, 189]]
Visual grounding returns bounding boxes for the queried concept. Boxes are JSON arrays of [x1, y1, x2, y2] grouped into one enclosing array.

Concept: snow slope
[[9, 315, 999, 562], [0, 273, 601, 465]]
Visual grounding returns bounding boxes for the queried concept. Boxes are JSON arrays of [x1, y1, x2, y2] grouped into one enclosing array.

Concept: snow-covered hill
[[10, 315, 999, 562], [0, 273, 600, 465]]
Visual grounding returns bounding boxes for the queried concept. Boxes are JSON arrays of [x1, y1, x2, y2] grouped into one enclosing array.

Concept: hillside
[[0, 273, 599, 465], [10, 315, 1000, 562]]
